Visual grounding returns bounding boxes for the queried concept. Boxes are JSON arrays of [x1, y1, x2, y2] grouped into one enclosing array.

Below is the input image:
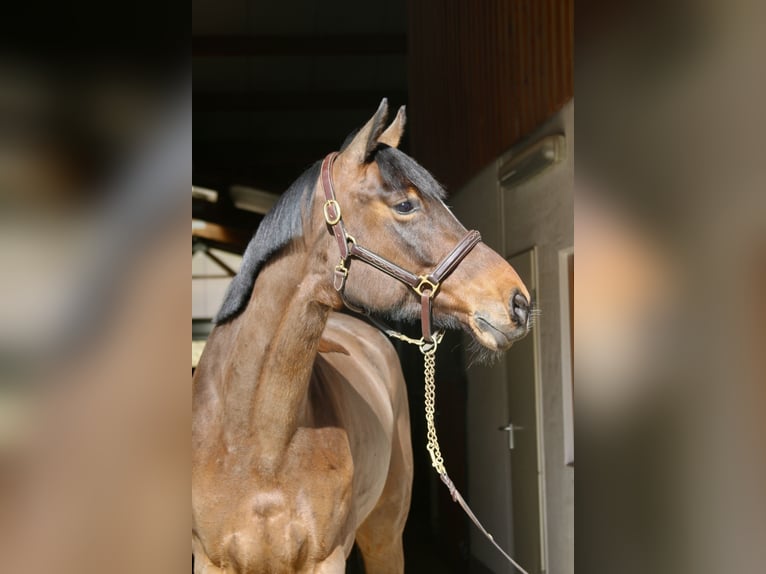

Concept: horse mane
[[214, 161, 319, 324], [214, 144, 447, 324]]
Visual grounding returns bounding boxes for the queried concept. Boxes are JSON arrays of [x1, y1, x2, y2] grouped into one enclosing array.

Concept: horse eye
[[393, 200, 415, 214]]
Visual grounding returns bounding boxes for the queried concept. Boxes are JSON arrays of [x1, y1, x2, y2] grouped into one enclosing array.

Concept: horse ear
[[378, 105, 406, 148], [341, 98, 389, 164]]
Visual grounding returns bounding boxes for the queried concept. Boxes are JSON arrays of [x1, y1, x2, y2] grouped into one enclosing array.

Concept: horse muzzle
[[470, 289, 531, 351]]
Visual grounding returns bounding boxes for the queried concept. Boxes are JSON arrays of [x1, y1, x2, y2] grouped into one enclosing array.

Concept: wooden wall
[[407, 0, 574, 191]]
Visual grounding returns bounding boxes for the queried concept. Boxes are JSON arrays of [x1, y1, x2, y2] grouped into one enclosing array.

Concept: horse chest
[[195, 427, 356, 572]]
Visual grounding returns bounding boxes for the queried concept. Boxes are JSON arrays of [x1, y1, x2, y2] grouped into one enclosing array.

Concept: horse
[[192, 99, 531, 573]]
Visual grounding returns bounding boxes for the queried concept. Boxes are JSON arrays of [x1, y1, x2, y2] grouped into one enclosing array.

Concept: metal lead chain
[[385, 329, 444, 352], [416, 337, 531, 574], [423, 346, 446, 475], [379, 327, 447, 474], [382, 326, 529, 573]]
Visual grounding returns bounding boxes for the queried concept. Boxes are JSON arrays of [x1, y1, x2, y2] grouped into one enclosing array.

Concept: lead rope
[[393, 333, 531, 574]]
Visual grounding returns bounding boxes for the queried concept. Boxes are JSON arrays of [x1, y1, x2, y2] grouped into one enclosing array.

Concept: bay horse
[[192, 99, 531, 573]]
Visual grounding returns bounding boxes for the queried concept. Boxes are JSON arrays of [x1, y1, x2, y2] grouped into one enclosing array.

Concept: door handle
[[498, 423, 525, 450]]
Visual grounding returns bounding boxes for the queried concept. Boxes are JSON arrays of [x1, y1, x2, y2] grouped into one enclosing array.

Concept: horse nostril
[[511, 290, 530, 327]]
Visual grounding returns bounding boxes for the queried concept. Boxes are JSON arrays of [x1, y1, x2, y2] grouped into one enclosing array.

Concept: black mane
[[213, 161, 319, 324], [214, 145, 446, 324]]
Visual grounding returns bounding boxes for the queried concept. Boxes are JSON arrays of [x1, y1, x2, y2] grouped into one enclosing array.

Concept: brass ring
[[323, 199, 342, 226], [413, 276, 439, 297]]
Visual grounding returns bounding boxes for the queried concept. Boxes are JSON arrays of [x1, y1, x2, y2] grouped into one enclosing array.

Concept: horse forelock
[[374, 146, 447, 201], [214, 161, 320, 324]]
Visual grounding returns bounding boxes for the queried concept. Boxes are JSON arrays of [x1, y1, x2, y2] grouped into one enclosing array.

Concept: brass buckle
[[334, 260, 349, 278], [323, 199, 342, 226], [413, 276, 439, 297], [333, 259, 349, 291]]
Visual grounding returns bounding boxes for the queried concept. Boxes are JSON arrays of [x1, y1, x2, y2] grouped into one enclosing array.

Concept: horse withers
[[192, 99, 530, 573]]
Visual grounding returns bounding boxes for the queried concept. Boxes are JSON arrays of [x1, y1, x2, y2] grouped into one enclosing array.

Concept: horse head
[[318, 99, 530, 352]]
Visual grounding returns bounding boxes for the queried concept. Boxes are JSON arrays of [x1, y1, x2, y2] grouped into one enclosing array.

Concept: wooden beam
[[193, 34, 407, 57], [192, 221, 251, 252], [193, 197, 263, 230], [202, 248, 238, 277]]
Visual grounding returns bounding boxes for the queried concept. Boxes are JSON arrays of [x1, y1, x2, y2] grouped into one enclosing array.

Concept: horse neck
[[219, 242, 331, 472]]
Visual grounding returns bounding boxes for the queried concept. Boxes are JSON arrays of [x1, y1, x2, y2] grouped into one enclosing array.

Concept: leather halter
[[319, 152, 481, 344]]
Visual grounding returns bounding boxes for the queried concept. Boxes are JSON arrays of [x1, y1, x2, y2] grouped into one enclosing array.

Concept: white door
[[502, 248, 545, 574], [451, 183, 546, 574]]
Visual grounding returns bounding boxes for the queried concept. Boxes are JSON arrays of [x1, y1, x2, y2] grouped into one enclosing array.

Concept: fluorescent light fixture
[[192, 185, 219, 202], [192, 219, 206, 230], [229, 185, 280, 215], [499, 134, 566, 187]]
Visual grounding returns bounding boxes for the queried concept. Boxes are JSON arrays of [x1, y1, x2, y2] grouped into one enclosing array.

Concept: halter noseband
[[319, 152, 481, 345]]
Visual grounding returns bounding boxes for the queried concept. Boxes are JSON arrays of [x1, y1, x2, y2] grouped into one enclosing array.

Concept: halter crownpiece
[[319, 151, 481, 344]]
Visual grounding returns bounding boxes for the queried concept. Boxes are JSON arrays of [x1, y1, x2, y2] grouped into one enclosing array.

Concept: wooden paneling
[[408, 0, 573, 190]]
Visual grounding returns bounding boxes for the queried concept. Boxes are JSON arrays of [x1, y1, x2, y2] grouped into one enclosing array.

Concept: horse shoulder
[[321, 312, 406, 402]]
